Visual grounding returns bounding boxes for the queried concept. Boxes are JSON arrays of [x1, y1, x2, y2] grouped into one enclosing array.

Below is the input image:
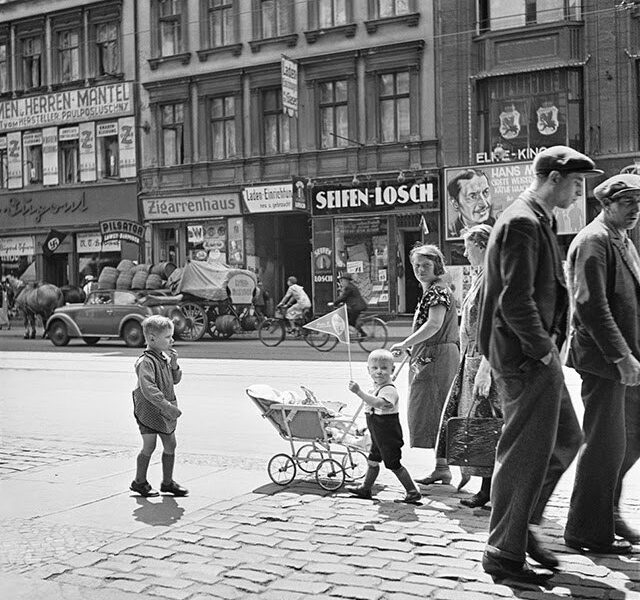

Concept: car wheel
[[82, 337, 100, 346], [122, 321, 144, 347], [49, 321, 70, 346]]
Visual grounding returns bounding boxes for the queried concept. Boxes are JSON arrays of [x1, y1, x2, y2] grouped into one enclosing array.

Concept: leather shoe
[[564, 536, 633, 554], [160, 481, 189, 496], [482, 552, 553, 584], [460, 491, 490, 509], [346, 485, 373, 500], [615, 517, 640, 544], [527, 530, 559, 569], [415, 469, 452, 486], [130, 480, 159, 497]]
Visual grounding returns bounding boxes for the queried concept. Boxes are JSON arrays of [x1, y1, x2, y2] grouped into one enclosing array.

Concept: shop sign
[[312, 182, 435, 216], [76, 232, 121, 253], [311, 219, 335, 313], [118, 116, 136, 178], [42, 127, 59, 186], [0, 235, 35, 258], [228, 272, 255, 304], [79, 122, 96, 182], [281, 56, 298, 118], [142, 194, 240, 221], [100, 219, 145, 244], [242, 183, 294, 213], [59, 126, 79, 141], [476, 146, 547, 164], [0, 82, 134, 133], [96, 122, 118, 137], [7, 131, 22, 189], [22, 131, 42, 146]]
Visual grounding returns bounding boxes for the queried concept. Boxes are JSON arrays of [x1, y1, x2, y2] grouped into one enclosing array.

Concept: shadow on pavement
[[132, 495, 185, 526]]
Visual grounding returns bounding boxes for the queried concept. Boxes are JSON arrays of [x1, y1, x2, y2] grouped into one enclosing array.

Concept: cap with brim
[[594, 174, 640, 202], [533, 145, 603, 177]]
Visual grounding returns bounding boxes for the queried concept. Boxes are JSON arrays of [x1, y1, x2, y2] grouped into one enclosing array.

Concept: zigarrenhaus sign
[[0, 82, 133, 133]]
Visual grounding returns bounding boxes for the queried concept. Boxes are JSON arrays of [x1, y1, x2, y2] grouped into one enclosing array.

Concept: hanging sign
[[118, 116, 136, 178], [100, 219, 144, 244], [281, 55, 298, 118], [79, 121, 96, 182], [42, 127, 59, 186]]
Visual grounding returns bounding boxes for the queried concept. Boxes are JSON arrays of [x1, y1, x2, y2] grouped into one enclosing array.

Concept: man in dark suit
[[564, 174, 640, 553], [478, 146, 601, 583]]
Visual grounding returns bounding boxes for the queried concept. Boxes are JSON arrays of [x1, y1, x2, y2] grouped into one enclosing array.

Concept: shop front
[[0, 182, 139, 285], [310, 177, 440, 316]]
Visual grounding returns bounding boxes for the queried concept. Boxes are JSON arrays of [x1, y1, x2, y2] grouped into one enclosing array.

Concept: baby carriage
[[246, 384, 371, 491]]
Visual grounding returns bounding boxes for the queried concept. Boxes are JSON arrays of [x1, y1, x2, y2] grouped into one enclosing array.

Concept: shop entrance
[[281, 214, 311, 296], [44, 253, 69, 286], [400, 229, 421, 313]]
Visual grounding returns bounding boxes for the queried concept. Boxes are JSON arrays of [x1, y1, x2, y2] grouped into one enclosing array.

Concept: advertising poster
[[79, 121, 96, 182], [118, 116, 136, 178], [42, 127, 59, 186], [6, 131, 22, 189], [281, 56, 298, 118], [444, 161, 586, 240], [227, 216, 244, 267], [203, 220, 227, 264], [312, 218, 334, 313]]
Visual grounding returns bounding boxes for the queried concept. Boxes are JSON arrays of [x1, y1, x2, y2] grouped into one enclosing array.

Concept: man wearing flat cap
[[564, 174, 640, 554], [478, 146, 599, 583]]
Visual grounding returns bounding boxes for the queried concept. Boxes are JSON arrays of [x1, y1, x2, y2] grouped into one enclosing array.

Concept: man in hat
[[333, 273, 368, 339], [478, 146, 601, 583], [564, 174, 640, 553]]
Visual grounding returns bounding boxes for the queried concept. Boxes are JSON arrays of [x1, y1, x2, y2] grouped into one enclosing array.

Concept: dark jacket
[[478, 191, 568, 373], [335, 280, 368, 313], [566, 213, 640, 380]]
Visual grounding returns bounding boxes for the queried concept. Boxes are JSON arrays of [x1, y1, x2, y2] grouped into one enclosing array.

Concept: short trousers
[[366, 412, 404, 471], [136, 417, 164, 435]]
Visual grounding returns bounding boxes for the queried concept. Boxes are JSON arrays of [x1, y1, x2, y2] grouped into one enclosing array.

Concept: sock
[[135, 452, 152, 483], [162, 452, 175, 485]]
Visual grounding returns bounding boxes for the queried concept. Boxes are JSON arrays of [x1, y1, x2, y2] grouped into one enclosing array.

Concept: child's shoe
[[160, 480, 189, 496], [395, 489, 422, 504], [130, 480, 159, 497], [346, 485, 373, 500]]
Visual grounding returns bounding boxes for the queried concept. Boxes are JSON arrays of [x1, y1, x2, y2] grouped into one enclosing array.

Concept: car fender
[[119, 314, 145, 336], [46, 313, 82, 337]]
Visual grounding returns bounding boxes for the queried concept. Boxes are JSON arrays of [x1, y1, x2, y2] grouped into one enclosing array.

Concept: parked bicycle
[[258, 308, 333, 350]]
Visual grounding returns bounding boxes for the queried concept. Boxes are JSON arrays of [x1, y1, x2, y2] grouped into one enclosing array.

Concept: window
[[319, 80, 348, 148], [210, 96, 236, 159], [160, 103, 184, 166], [96, 124, 119, 178], [24, 143, 43, 185], [477, 69, 583, 156], [319, 0, 347, 28], [58, 30, 80, 83], [377, 0, 411, 17], [159, 0, 183, 56], [208, 0, 235, 47], [0, 145, 7, 189], [262, 89, 290, 155], [379, 72, 410, 142], [95, 22, 119, 76], [0, 43, 7, 93], [261, 0, 292, 38], [22, 37, 43, 89], [480, 0, 581, 32], [59, 139, 80, 184]]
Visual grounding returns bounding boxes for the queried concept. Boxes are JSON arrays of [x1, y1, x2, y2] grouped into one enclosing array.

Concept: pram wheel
[[315, 459, 345, 491], [341, 450, 368, 481], [295, 444, 325, 473], [268, 453, 296, 486]]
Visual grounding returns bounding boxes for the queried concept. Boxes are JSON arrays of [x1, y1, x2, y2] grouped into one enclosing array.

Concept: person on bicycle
[[334, 273, 368, 339], [277, 276, 311, 332]]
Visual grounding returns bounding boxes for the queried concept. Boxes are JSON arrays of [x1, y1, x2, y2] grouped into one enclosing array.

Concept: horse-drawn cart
[[167, 261, 258, 342]]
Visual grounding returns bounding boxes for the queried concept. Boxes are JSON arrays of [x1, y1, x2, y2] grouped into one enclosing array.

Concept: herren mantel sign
[[0, 82, 133, 133], [311, 182, 435, 216]]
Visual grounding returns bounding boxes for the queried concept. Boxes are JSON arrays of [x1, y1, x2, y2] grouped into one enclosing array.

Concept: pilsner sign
[[100, 219, 145, 244]]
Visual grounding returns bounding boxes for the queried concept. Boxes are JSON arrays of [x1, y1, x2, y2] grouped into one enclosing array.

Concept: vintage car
[[45, 289, 187, 347]]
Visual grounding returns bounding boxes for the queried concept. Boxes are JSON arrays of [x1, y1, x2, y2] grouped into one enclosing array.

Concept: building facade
[[436, 0, 640, 265], [0, 0, 139, 286], [137, 0, 439, 314]]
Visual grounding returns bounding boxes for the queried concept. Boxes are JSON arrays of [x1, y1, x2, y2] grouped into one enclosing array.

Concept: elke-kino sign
[[0, 82, 133, 133]]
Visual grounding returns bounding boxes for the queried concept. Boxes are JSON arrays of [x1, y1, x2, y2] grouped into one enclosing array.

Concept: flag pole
[[345, 304, 352, 379]]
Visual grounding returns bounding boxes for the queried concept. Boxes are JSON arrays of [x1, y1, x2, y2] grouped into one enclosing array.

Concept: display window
[[334, 217, 389, 308], [187, 220, 227, 263]]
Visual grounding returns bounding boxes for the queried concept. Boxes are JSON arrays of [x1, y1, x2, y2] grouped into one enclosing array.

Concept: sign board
[[281, 56, 298, 118], [0, 235, 35, 258], [0, 82, 134, 133], [22, 131, 42, 146], [76, 232, 121, 253], [228, 272, 255, 305], [142, 194, 241, 221], [118, 116, 136, 178], [99, 219, 145, 244], [79, 121, 97, 182], [242, 183, 294, 213], [42, 127, 59, 186], [7, 131, 22, 189]]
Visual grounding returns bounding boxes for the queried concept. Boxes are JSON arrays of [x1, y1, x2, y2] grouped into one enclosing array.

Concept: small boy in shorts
[[130, 315, 188, 497], [347, 349, 421, 503]]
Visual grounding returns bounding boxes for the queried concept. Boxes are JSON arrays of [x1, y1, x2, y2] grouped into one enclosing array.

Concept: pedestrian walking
[[564, 173, 640, 554], [478, 146, 598, 583], [130, 315, 188, 498], [346, 349, 421, 504], [390, 244, 460, 486], [0, 279, 10, 330]]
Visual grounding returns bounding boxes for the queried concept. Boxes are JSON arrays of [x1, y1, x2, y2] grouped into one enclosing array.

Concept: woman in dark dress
[[390, 244, 460, 484]]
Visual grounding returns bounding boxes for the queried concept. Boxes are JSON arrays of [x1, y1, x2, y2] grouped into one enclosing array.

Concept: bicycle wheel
[[305, 329, 338, 352], [295, 444, 325, 473], [358, 316, 389, 352], [258, 318, 286, 347], [268, 453, 296, 486], [341, 449, 368, 481], [315, 458, 345, 491]]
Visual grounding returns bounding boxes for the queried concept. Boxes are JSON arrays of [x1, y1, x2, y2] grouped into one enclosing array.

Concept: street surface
[[2, 333, 640, 599]]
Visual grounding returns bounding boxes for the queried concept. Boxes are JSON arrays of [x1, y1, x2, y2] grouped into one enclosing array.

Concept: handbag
[[445, 387, 503, 469]]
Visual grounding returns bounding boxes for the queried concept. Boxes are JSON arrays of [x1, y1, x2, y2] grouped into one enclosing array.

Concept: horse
[[6, 276, 65, 339], [60, 285, 86, 304]]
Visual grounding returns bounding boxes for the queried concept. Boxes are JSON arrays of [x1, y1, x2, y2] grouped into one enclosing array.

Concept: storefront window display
[[0, 235, 35, 279], [187, 220, 227, 264], [334, 217, 389, 307]]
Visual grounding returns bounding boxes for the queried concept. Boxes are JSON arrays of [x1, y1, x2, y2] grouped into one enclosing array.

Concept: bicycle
[[258, 308, 333, 350], [322, 303, 389, 352]]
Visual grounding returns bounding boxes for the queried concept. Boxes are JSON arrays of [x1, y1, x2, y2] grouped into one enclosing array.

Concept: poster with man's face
[[444, 161, 586, 240]]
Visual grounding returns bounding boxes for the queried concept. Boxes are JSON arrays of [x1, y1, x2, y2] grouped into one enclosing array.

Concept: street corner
[[10, 472, 640, 600]]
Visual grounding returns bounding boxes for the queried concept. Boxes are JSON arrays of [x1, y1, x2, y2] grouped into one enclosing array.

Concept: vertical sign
[[227, 216, 244, 267], [79, 121, 96, 182], [7, 131, 22, 189], [118, 116, 136, 178], [312, 218, 335, 314], [42, 126, 59, 186], [281, 55, 298, 118]]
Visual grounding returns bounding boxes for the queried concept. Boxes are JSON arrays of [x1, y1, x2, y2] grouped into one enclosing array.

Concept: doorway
[[43, 253, 69, 286], [400, 229, 421, 313]]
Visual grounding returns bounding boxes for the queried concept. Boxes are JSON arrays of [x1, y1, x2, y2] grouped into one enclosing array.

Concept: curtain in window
[[0, 45, 7, 93], [60, 31, 79, 82], [379, 0, 410, 18], [97, 23, 118, 75]]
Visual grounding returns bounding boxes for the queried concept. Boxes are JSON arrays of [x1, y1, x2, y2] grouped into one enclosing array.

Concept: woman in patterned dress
[[390, 244, 460, 484], [434, 224, 502, 507]]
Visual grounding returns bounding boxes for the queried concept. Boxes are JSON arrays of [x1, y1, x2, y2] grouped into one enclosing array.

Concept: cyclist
[[334, 273, 368, 339], [277, 276, 311, 332]]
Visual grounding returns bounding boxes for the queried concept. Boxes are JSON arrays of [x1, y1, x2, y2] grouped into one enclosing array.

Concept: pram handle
[[392, 351, 411, 382]]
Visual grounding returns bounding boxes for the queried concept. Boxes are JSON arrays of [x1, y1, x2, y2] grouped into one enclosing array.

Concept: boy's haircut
[[368, 348, 394, 368], [142, 315, 174, 340]]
